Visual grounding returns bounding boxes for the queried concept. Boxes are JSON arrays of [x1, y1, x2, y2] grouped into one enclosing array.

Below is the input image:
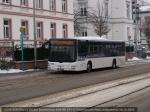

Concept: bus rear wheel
[[87, 62, 92, 73], [112, 60, 117, 69]]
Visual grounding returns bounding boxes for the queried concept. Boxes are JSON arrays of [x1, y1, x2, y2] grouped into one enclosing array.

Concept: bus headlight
[[50, 63, 54, 65], [78, 58, 85, 61]]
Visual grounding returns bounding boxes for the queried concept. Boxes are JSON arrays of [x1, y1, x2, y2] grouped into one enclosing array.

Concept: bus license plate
[[57, 67, 64, 71]]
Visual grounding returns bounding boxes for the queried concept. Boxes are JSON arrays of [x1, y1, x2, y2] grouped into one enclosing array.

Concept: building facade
[[138, 10, 150, 48], [0, 0, 74, 45], [74, 0, 135, 43]]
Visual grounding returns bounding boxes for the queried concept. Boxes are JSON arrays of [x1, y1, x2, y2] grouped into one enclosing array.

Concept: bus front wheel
[[87, 62, 92, 73]]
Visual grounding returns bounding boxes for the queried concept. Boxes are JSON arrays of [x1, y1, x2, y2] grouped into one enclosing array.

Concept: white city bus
[[48, 37, 125, 72]]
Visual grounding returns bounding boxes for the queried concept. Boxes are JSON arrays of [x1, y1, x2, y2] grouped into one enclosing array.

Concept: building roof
[[140, 6, 150, 12], [71, 36, 124, 42], [139, 5, 150, 14]]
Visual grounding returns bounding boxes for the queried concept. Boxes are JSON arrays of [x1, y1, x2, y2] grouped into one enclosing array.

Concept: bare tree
[[74, 0, 110, 37], [88, 0, 110, 37], [74, 10, 82, 36], [140, 19, 150, 48]]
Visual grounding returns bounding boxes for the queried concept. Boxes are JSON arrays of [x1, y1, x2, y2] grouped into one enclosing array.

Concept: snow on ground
[[128, 56, 150, 61], [146, 56, 150, 60], [128, 57, 143, 61], [0, 69, 35, 74]]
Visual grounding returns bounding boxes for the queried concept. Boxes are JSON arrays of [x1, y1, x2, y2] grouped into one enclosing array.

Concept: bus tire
[[87, 62, 92, 73], [112, 59, 117, 69]]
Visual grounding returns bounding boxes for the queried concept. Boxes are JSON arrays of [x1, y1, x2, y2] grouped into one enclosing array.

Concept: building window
[[105, 1, 109, 17], [50, 0, 56, 11], [62, 0, 67, 13], [3, 0, 11, 5], [36, 0, 43, 9], [20, 0, 28, 7], [21, 20, 29, 39], [81, 27, 87, 36], [126, 1, 131, 18], [50, 23, 56, 39], [36, 22, 43, 39], [63, 24, 68, 38], [3, 19, 12, 39], [82, 31, 87, 37], [81, 7, 87, 16]]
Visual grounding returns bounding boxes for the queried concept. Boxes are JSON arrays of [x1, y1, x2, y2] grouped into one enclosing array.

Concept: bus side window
[[93, 46, 98, 55], [99, 44, 105, 57], [110, 44, 115, 56], [89, 46, 93, 56], [98, 45, 101, 56], [78, 41, 88, 57]]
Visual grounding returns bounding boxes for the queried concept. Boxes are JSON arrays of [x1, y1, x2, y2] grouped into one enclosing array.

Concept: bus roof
[[50, 36, 125, 43], [70, 36, 124, 42]]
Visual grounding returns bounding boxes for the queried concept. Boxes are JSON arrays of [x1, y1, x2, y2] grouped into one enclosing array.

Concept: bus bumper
[[48, 62, 86, 71]]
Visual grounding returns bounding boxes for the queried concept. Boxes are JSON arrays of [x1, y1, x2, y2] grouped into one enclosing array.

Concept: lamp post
[[33, 0, 37, 69], [128, 35, 131, 52], [134, 2, 140, 54]]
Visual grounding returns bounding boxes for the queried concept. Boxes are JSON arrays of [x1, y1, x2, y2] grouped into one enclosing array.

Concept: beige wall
[[0, 0, 74, 44]]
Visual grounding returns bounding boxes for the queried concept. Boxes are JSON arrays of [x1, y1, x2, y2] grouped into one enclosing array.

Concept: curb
[[0, 70, 48, 81]]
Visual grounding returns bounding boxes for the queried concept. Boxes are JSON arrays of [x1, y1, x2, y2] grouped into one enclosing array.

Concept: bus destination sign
[[51, 40, 74, 45]]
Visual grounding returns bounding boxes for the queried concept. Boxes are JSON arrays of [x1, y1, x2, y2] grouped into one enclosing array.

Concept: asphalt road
[[99, 87, 150, 112], [1, 62, 150, 106]]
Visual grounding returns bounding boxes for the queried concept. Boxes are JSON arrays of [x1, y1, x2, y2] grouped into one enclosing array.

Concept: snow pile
[[0, 69, 23, 74], [146, 56, 150, 60], [128, 57, 143, 61]]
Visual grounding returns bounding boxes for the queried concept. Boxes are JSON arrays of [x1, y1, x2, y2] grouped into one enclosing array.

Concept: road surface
[[0, 62, 150, 105], [99, 87, 150, 112]]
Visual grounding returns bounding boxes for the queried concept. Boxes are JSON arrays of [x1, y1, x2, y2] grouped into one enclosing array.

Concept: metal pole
[[33, 0, 37, 69], [11, 40, 14, 61], [129, 37, 131, 52]]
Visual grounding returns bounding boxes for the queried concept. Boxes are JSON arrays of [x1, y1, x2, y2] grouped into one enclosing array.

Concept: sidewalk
[[0, 69, 48, 81]]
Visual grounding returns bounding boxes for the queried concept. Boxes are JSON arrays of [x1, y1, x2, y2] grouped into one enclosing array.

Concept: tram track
[[2, 72, 150, 108]]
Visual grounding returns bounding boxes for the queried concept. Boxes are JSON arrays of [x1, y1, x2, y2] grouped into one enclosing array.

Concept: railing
[[0, 41, 14, 61], [0, 40, 47, 61]]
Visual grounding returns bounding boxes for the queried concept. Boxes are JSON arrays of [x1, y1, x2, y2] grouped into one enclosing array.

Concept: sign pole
[[20, 27, 24, 71], [128, 36, 131, 52]]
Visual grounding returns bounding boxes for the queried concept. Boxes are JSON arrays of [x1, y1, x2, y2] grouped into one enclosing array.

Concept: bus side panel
[[89, 57, 114, 69], [86, 56, 125, 69]]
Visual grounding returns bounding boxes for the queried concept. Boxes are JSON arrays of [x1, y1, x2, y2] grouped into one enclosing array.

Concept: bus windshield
[[49, 40, 76, 62]]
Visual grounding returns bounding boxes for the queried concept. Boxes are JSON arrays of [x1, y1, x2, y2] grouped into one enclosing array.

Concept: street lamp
[[128, 35, 131, 52], [33, 0, 37, 69]]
